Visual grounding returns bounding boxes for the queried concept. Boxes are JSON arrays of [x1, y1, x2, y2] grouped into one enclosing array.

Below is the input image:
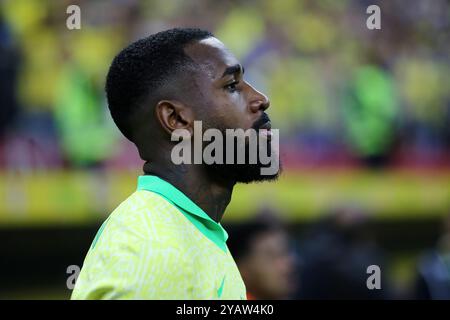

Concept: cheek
[[201, 85, 251, 129], [215, 96, 252, 129]]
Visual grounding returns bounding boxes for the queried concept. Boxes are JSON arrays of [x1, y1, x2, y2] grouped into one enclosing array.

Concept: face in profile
[[183, 37, 281, 183], [238, 230, 296, 299]]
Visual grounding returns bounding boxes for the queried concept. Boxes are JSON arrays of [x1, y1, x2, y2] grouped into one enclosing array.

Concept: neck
[[143, 160, 235, 222]]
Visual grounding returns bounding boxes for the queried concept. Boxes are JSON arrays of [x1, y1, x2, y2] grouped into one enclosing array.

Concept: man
[[72, 28, 279, 299], [226, 214, 296, 299]]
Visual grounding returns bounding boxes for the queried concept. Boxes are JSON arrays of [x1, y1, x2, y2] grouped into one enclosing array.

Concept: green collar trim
[[137, 175, 228, 252]]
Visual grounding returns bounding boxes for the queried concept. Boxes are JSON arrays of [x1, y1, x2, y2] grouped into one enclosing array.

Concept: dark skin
[[238, 230, 295, 299], [139, 37, 270, 222]]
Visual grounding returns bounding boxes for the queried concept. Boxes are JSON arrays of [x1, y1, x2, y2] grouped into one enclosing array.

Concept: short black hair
[[105, 28, 213, 141], [226, 217, 284, 262]]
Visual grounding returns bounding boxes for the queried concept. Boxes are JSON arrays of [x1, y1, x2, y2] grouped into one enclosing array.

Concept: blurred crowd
[[0, 0, 449, 171], [228, 209, 450, 300]]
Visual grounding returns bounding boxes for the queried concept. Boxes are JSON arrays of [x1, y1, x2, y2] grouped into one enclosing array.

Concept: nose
[[247, 83, 270, 113]]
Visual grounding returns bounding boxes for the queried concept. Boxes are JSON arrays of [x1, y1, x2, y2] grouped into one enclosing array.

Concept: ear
[[155, 100, 194, 136]]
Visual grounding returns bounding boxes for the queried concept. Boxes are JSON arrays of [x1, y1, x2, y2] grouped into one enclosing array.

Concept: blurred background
[[0, 0, 449, 299]]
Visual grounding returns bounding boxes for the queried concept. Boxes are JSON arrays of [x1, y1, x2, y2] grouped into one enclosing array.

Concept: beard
[[203, 116, 281, 184], [210, 141, 282, 184]]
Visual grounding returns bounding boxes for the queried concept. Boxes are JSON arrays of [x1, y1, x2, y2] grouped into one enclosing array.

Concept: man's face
[[184, 37, 280, 183], [241, 231, 296, 299]]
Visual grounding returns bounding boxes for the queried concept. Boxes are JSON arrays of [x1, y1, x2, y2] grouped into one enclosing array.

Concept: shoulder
[[101, 190, 188, 246], [72, 191, 195, 299]]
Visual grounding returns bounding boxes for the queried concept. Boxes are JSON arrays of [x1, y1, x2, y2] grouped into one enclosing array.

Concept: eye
[[224, 81, 239, 93]]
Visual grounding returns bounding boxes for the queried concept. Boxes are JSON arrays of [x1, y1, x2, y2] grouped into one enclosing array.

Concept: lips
[[258, 121, 272, 140], [259, 121, 272, 131], [252, 113, 273, 139], [253, 112, 271, 129]]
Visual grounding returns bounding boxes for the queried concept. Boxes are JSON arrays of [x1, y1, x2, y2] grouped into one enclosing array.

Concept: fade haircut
[[105, 28, 213, 142]]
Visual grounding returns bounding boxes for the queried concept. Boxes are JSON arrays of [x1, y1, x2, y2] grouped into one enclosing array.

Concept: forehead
[[184, 37, 240, 80]]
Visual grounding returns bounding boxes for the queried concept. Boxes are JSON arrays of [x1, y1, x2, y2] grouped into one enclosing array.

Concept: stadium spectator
[[226, 213, 297, 299], [414, 213, 450, 299], [295, 207, 392, 299]]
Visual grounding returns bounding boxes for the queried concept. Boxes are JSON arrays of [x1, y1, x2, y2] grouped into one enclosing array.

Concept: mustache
[[252, 112, 271, 130]]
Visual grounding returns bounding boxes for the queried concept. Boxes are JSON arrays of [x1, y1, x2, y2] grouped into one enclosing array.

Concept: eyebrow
[[221, 64, 244, 78]]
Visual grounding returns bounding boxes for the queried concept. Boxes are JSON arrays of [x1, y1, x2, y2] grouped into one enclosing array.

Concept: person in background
[[226, 214, 296, 299], [295, 206, 392, 299], [414, 213, 450, 299]]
